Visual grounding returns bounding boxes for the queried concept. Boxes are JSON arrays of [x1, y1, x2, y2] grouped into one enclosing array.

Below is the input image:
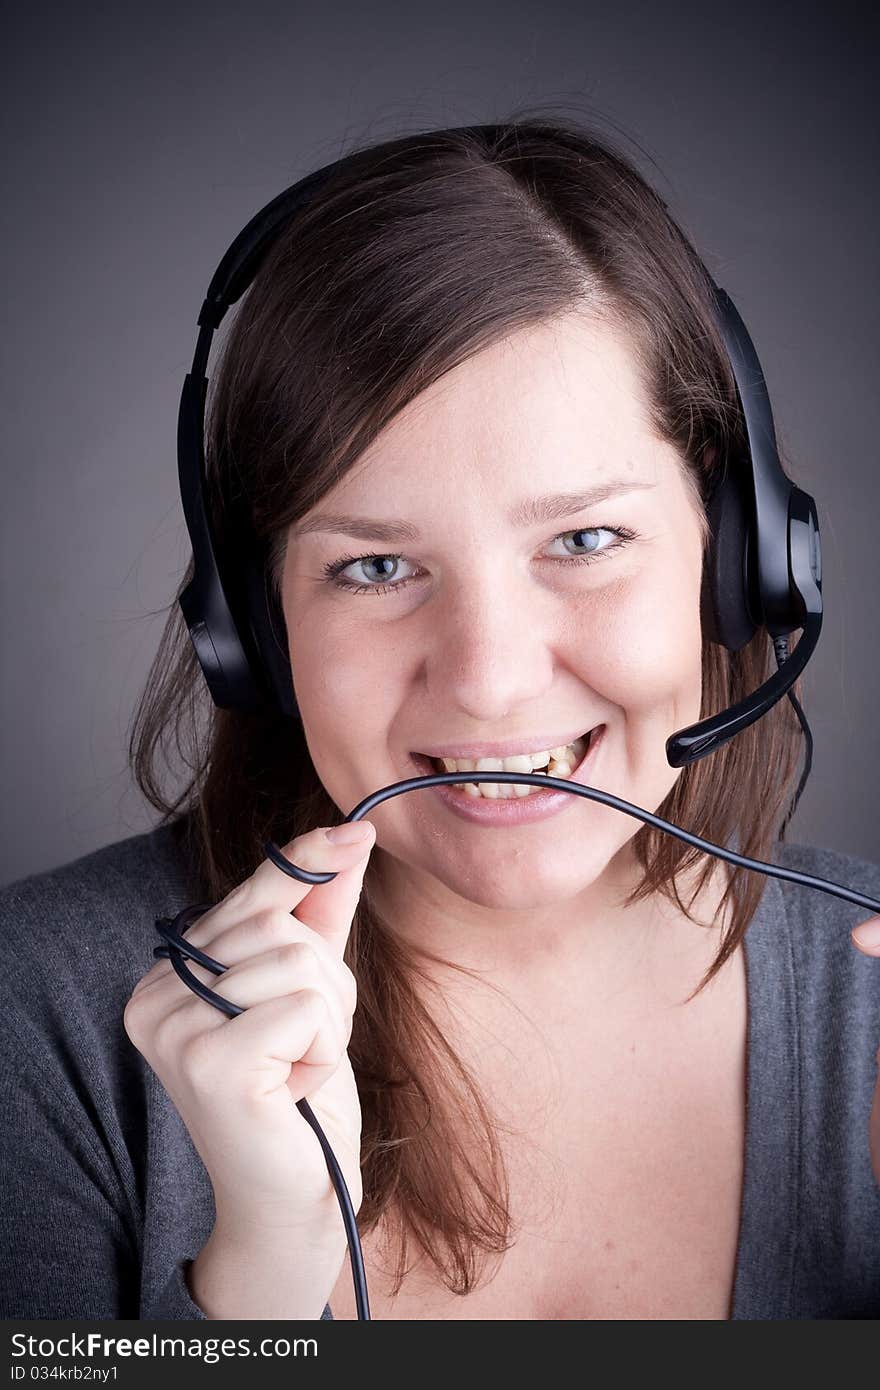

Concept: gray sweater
[[1, 819, 879, 1320]]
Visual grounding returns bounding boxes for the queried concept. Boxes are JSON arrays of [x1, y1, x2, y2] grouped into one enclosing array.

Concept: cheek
[[306, 645, 366, 713], [284, 602, 369, 714], [577, 568, 702, 707], [286, 608, 403, 799]]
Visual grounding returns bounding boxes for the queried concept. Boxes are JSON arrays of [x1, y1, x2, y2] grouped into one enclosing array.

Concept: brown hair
[[130, 111, 806, 1295]]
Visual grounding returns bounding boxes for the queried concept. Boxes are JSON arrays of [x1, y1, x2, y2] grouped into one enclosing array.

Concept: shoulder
[[0, 818, 203, 1028], [754, 836, 880, 1026], [771, 837, 880, 903], [767, 836, 880, 939]]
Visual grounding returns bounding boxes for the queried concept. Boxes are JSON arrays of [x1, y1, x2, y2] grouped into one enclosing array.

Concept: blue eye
[[320, 526, 639, 597]]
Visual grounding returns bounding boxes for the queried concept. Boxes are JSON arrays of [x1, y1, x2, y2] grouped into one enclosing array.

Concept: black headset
[[174, 123, 823, 771]]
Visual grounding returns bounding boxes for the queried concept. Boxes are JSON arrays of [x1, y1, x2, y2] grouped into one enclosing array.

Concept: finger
[[246, 822, 376, 938], [851, 915, 880, 955], [190, 991, 346, 1103], [203, 914, 358, 1018], [288, 836, 376, 959], [126, 947, 348, 1069], [134, 904, 353, 1004], [128, 929, 352, 1046], [139, 820, 376, 988], [195, 940, 349, 1042]]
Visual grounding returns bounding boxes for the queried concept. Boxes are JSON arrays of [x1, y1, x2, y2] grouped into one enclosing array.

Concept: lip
[[408, 725, 606, 826], [410, 727, 599, 761]]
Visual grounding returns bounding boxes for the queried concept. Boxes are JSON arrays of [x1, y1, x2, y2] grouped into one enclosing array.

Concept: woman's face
[[280, 309, 709, 963]]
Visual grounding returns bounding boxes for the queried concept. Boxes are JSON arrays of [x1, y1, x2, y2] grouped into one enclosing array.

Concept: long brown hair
[[130, 112, 806, 1295]]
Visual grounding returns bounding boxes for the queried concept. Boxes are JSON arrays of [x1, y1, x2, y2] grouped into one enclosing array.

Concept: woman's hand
[[123, 820, 376, 1243], [850, 915, 880, 1189]]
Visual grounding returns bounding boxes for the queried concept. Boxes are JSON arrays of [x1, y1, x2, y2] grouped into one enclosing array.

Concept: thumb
[[851, 915, 880, 954]]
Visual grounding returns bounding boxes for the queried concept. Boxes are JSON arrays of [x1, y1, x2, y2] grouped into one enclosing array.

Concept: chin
[[450, 835, 624, 905]]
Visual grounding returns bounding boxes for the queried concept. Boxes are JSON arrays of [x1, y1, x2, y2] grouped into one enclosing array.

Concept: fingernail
[[326, 821, 373, 845], [851, 920, 880, 949]]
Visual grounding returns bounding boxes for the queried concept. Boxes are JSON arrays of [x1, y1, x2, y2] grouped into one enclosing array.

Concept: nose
[[419, 564, 561, 721]]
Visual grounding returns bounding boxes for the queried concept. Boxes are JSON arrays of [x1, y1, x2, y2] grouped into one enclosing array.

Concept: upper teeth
[[433, 736, 588, 774]]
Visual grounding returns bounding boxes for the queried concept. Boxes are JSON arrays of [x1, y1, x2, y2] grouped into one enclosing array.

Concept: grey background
[[2, 0, 878, 886]]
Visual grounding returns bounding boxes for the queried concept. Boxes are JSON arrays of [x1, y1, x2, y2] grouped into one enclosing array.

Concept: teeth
[[434, 735, 590, 799]]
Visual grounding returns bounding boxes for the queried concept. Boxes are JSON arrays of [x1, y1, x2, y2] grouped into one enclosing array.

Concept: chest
[[331, 946, 748, 1320]]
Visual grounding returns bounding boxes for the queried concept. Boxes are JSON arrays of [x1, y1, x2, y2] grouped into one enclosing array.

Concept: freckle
[[604, 1239, 615, 1251]]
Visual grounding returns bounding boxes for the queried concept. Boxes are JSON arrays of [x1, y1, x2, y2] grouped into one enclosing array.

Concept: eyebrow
[[291, 480, 657, 543]]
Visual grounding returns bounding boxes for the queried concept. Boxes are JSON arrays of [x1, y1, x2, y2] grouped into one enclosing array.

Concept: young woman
[[2, 116, 879, 1322]]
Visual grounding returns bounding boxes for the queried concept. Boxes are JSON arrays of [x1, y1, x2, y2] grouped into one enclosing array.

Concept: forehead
[[360, 309, 656, 470], [290, 308, 686, 541]]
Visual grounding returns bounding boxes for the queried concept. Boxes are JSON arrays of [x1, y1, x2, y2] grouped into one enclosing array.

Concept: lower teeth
[[460, 780, 552, 800], [460, 775, 560, 800], [435, 735, 591, 800]]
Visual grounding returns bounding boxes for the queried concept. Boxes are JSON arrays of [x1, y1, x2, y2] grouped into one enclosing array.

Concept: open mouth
[[412, 725, 603, 796]]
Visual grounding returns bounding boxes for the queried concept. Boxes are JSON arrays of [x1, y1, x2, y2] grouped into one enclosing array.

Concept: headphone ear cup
[[238, 545, 300, 719], [700, 465, 761, 652]]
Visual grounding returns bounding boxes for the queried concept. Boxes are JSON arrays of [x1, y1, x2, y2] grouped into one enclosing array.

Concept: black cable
[[773, 634, 814, 840], [155, 762, 880, 1321]]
